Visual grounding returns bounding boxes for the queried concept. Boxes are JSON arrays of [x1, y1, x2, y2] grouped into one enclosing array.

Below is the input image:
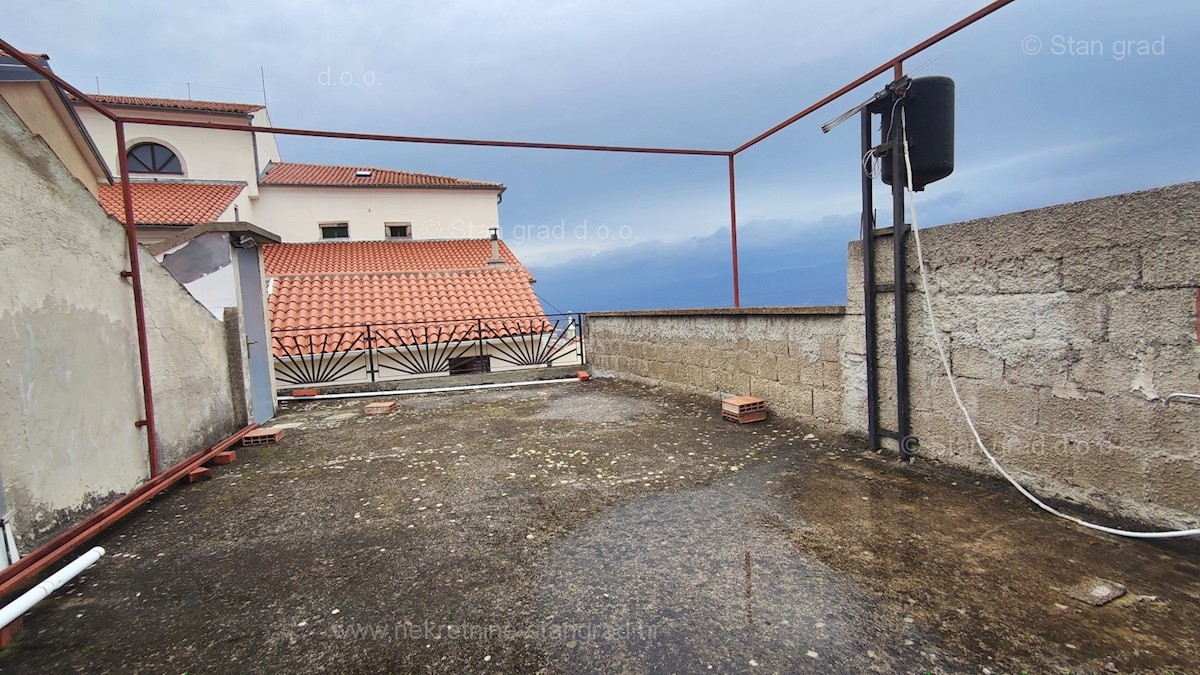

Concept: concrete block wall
[[586, 307, 848, 432], [860, 182, 1200, 528], [0, 98, 246, 547], [586, 182, 1199, 529]]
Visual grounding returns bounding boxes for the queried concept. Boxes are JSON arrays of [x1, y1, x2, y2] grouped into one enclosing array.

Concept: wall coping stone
[[587, 306, 846, 318]]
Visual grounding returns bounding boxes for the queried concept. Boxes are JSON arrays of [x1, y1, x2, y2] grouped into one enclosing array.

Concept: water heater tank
[[881, 76, 954, 191]]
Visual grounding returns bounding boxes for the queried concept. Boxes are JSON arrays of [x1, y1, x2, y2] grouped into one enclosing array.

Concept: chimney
[[487, 227, 505, 266]]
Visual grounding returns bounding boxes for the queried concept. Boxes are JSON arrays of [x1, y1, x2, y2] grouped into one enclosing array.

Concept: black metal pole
[[891, 106, 913, 458], [365, 325, 376, 382], [861, 108, 880, 452], [477, 318, 485, 360], [577, 313, 586, 366]]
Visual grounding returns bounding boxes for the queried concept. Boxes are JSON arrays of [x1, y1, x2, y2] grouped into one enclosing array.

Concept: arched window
[[127, 142, 182, 174]]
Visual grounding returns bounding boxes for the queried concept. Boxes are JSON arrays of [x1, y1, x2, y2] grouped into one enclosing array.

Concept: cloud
[[530, 213, 854, 312], [7, 0, 1199, 312]]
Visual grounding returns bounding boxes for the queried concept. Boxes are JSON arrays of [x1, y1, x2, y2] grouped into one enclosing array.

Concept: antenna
[[260, 66, 268, 108], [821, 76, 913, 134], [820, 89, 889, 134]]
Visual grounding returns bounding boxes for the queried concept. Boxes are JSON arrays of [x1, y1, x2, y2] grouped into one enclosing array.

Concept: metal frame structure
[[0, 0, 1017, 598], [860, 79, 920, 458]]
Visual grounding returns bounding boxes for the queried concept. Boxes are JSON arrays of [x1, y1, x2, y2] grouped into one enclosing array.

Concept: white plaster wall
[[253, 186, 501, 242], [0, 98, 243, 547], [250, 109, 281, 171], [182, 264, 238, 319], [75, 106, 264, 197]]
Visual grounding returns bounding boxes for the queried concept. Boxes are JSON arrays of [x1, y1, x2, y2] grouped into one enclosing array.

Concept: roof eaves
[[68, 94, 262, 117], [146, 221, 282, 256], [264, 264, 527, 279], [258, 181, 504, 190], [54, 84, 113, 183], [100, 102, 257, 118]]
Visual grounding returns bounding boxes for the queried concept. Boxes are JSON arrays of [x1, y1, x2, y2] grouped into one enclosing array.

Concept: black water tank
[[881, 76, 954, 191]]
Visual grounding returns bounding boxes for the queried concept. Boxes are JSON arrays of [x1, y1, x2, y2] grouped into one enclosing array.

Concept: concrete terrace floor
[[3, 379, 1200, 674]]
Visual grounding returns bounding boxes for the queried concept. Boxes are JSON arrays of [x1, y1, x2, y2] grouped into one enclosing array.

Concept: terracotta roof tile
[[97, 181, 245, 225], [263, 240, 519, 275], [259, 162, 502, 189], [77, 94, 264, 114], [264, 240, 545, 355], [269, 270, 547, 354]]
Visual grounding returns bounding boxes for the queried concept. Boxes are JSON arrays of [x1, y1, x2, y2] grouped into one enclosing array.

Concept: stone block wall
[[586, 182, 1199, 528], [586, 308, 848, 432], [857, 182, 1200, 527]]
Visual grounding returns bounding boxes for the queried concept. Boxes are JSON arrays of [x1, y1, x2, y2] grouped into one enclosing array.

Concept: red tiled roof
[[259, 162, 503, 189], [263, 239, 519, 275], [265, 240, 546, 355], [76, 94, 264, 114], [270, 269, 543, 332], [97, 181, 245, 225]]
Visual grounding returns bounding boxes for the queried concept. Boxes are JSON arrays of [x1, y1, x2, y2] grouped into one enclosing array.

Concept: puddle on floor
[[529, 391, 662, 423], [535, 462, 926, 673]]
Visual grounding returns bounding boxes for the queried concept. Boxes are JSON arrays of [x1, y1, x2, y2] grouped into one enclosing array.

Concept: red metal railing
[[0, 0, 1019, 598]]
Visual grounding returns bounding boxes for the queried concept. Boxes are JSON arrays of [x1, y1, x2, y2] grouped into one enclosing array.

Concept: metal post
[[477, 318, 485, 360], [365, 325, 376, 383], [114, 121, 161, 477], [891, 104, 913, 458], [577, 313, 586, 366], [860, 108, 880, 452], [728, 155, 740, 307]]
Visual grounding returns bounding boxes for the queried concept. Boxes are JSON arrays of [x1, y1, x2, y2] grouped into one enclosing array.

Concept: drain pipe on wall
[[0, 547, 104, 630], [278, 377, 582, 402]]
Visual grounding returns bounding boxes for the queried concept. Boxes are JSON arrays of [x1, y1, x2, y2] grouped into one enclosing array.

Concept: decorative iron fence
[[271, 313, 585, 387]]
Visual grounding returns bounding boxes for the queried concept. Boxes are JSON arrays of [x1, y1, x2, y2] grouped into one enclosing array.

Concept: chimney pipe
[[487, 227, 504, 266]]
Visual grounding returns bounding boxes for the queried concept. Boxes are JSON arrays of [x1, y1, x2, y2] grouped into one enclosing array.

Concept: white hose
[[899, 108, 1199, 538], [0, 547, 106, 628]]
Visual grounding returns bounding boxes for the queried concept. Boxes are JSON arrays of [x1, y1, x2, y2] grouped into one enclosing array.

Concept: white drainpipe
[[0, 547, 105, 629]]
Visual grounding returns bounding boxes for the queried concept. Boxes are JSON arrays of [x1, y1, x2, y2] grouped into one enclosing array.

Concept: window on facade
[[449, 355, 491, 375], [385, 222, 412, 239], [319, 223, 350, 239], [126, 142, 182, 174]]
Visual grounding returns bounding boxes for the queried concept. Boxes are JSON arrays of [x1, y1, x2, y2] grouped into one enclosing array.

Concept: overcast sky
[[7, 1, 1199, 310]]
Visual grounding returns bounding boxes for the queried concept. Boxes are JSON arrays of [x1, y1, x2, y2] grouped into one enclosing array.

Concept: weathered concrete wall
[[848, 182, 1200, 528], [586, 308, 848, 432], [0, 97, 245, 547], [139, 245, 245, 468], [586, 182, 1199, 528]]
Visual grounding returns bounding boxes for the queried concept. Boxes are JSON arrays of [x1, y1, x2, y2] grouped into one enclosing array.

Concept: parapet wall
[[586, 307, 849, 432], [586, 182, 1200, 529], [0, 97, 246, 548]]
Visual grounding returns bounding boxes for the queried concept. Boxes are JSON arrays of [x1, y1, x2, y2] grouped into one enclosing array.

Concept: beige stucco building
[[71, 95, 505, 244]]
